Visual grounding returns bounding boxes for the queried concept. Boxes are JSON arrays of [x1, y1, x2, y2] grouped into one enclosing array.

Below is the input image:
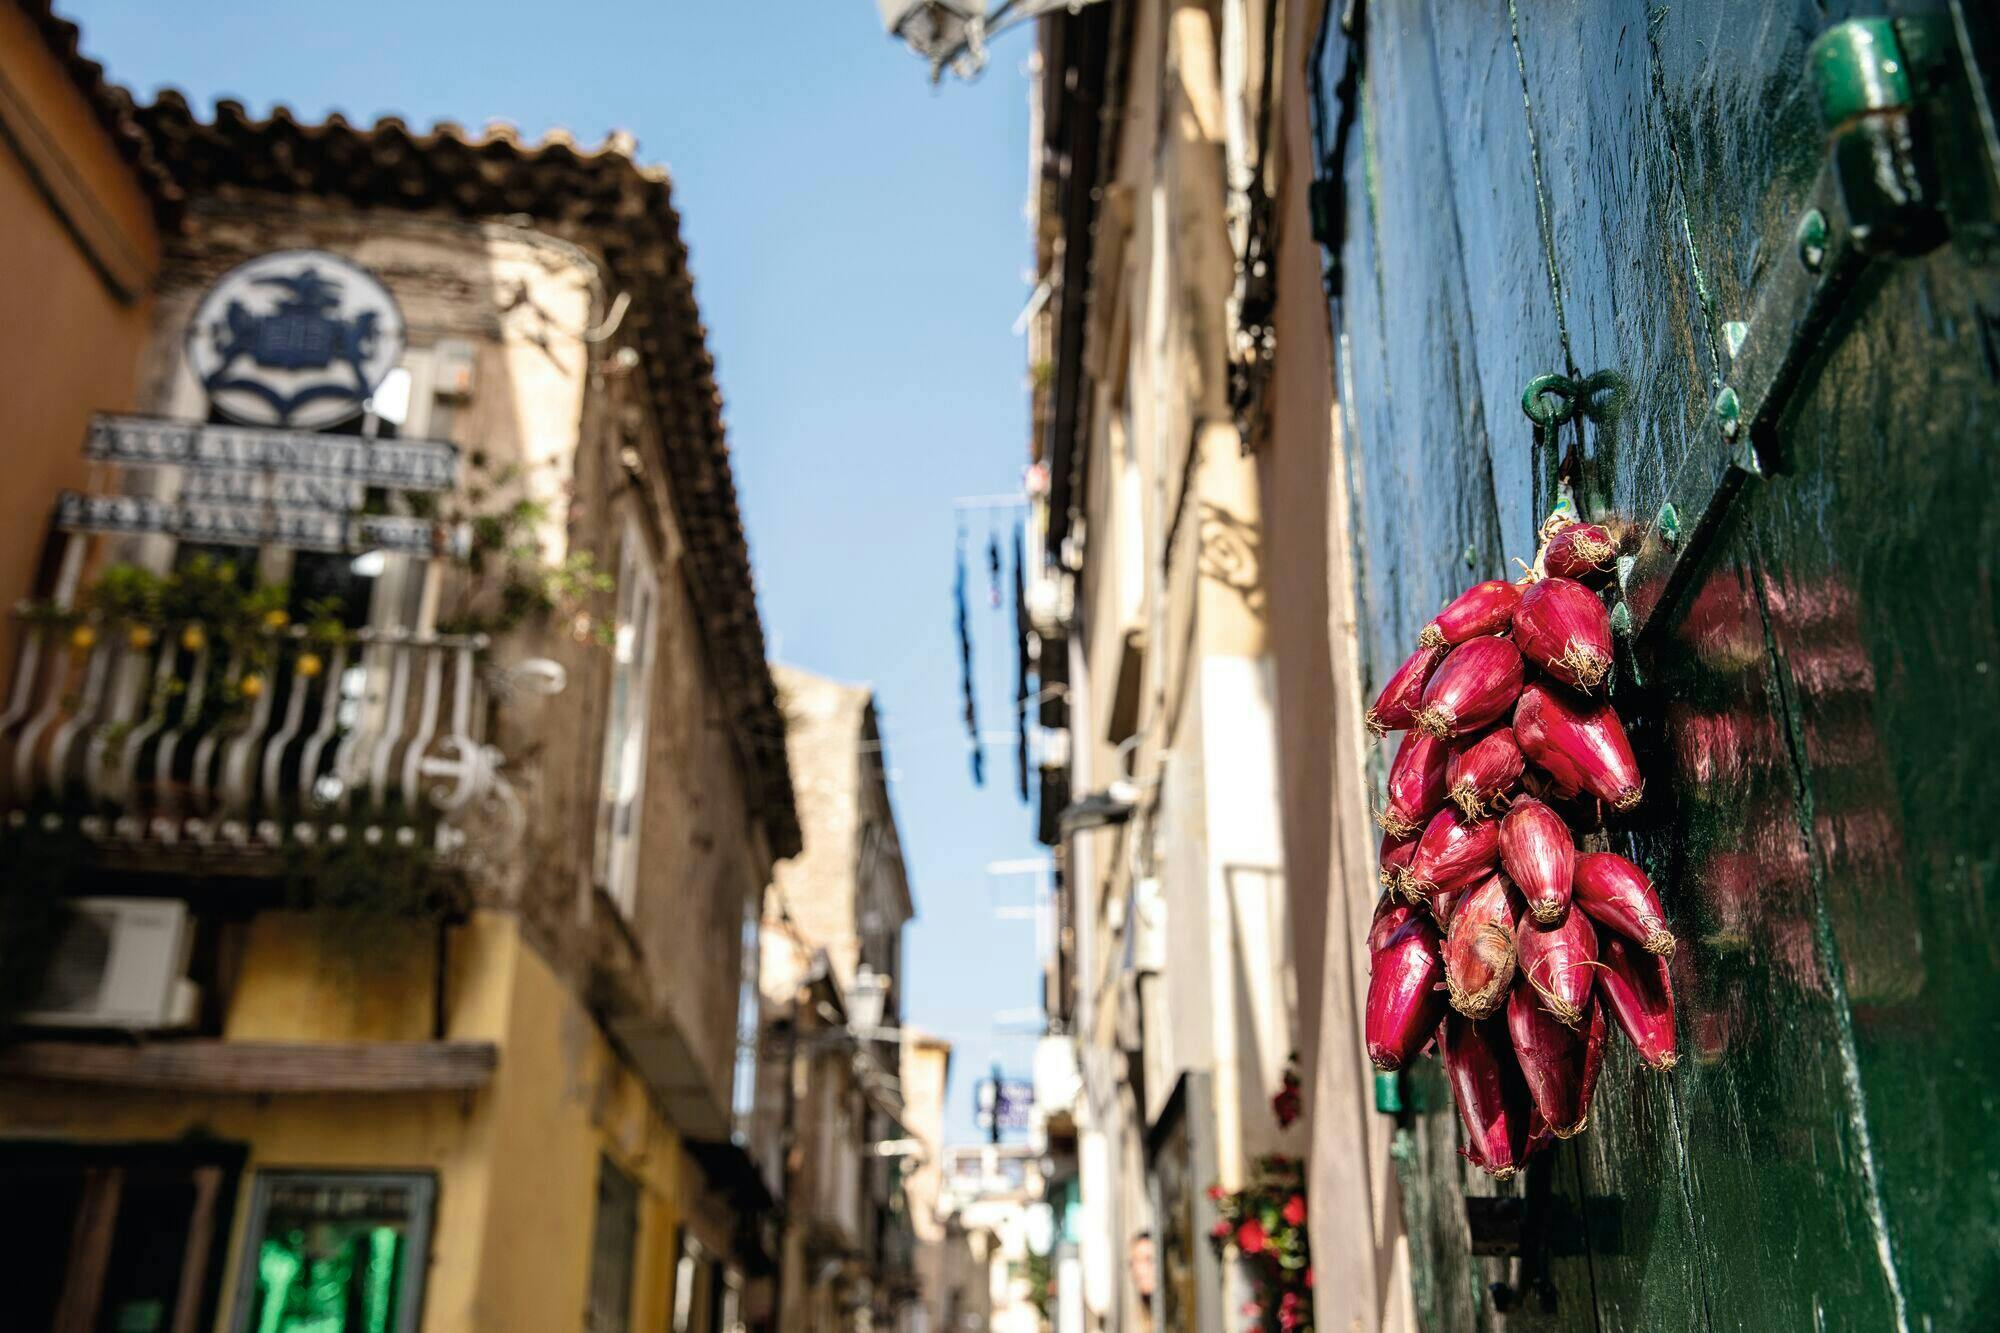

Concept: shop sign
[[186, 249, 406, 429], [85, 414, 457, 493], [55, 491, 463, 557], [56, 251, 464, 561]]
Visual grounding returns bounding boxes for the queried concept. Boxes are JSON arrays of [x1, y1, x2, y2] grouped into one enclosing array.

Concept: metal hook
[[1521, 373, 1578, 428]]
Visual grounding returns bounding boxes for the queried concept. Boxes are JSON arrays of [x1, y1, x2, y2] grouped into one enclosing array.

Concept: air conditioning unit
[[15, 897, 199, 1030]]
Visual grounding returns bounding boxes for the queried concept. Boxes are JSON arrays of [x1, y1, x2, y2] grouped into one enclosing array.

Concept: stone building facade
[[754, 666, 918, 1330], [1019, 2, 1411, 1330], [0, 13, 799, 1330]]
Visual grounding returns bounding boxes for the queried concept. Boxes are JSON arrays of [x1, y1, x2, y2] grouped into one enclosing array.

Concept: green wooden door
[[1312, 3, 2000, 1328]]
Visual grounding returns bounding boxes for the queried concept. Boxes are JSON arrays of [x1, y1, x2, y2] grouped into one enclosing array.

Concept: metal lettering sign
[[178, 469, 366, 512], [86, 415, 457, 493], [56, 492, 462, 557], [185, 250, 406, 429]]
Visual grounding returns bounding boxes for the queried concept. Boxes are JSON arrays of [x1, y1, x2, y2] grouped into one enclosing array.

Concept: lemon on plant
[[263, 609, 290, 630], [180, 625, 206, 652], [238, 673, 265, 699], [127, 625, 156, 651], [296, 651, 324, 679], [69, 624, 97, 651]]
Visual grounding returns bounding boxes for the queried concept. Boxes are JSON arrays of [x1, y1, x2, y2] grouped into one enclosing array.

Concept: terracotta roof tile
[[16, 1, 180, 217]]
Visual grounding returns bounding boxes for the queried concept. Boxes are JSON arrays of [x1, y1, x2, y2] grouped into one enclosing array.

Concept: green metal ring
[[1521, 373, 1578, 428]]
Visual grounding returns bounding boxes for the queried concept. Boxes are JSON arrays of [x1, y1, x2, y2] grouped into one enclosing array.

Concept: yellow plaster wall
[[474, 913, 687, 1332], [0, 911, 691, 1333], [0, 4, 158, 661]]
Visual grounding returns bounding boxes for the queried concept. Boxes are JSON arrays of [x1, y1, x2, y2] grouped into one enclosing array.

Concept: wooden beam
[[170, 1165, 222, 1333], [53, 1167, 121, 1333], [0, 1040, 498, 1093]]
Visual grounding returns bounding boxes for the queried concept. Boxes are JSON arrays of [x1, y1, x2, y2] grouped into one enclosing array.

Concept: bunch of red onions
[[1363, 519, 1676, 1180]]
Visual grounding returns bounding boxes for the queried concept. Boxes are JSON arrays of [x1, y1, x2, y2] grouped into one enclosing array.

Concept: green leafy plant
[[435, 461, 614, 645], [280, 815, 461, 964]]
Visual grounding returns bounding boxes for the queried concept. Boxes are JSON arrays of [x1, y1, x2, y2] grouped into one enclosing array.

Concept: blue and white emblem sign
[[186, 250, 406, 429]]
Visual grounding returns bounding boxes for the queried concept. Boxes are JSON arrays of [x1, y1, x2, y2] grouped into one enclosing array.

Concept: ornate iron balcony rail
[[0, 617, 517, 856]]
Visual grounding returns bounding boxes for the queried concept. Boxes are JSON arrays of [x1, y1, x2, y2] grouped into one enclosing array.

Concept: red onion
[[1516, 901, 1598, 1027], [1574, 851, 1675, 955], [1376, 730, 1450, 839], [1367, 643, 1448, 735], [1446, 727, 1524, 819], [1441, 1011, 1533, 1180], [1508, 987, 1607, 1138], [1513, 577, 1614, 691], [1416, 637, 1525, 740], [1507, 983, 1582, 1136], [1498, 797, 1575, 923], [1444, 872, 1517, 1018], [1570, 996, 1610, 1134], [1405, 809, 1501, 905], [1525, 1110, 1558, 1160], [1514, 681, 1644, 812], [1598, 934, 1678, 1071], [1378, 830, 1418, 895], [1520, 765, 1582, 805], [1368, 891, 1420, 955], [1543, 522, 1619, 582], [1429, 881, 1467, 928], [1365, 918, 1448, 1070], [1419, 580, 1523, 649]]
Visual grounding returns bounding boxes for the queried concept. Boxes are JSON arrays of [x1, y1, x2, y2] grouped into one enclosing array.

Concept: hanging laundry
[[987, 527, 1004, 610], [1012, 522, 1031, 803], [955, 523, 985, 786]]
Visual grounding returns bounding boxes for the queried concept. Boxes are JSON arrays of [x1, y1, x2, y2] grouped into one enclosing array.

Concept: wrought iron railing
[[0, 617, 517, 856]]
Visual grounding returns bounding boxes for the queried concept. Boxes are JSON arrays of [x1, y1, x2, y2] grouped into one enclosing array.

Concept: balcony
[[1, 614, 518, 871]]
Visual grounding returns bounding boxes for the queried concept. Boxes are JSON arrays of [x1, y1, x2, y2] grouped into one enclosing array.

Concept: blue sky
[[60, 0, 1046, 1144]]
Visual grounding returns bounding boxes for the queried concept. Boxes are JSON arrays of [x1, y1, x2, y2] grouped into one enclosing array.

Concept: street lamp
[[875, 0, 1108, 82]]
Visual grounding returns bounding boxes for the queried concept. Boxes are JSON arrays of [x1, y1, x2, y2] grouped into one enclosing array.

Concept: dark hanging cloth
[[955, 524, 985, 786], [1013, 522, 1031, 803], [987, 528, 1004, 609]]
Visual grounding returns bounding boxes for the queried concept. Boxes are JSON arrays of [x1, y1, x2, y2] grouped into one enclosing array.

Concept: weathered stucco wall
[[1252, 1, 1416, 1329], [126, 202, 771, 1126], [0, 2, 159, 663], [0, 912, 687, 1333]]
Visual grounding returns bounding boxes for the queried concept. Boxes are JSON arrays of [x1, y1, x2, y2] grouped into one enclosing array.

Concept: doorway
[[0, 1139, 245, 1333]]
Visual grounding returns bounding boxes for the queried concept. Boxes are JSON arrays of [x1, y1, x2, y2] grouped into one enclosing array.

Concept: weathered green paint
[[1809, 19, 1914, 126], [1316, 3, 2000, 1328]]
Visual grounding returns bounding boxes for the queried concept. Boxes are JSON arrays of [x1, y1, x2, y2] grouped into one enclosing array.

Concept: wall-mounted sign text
[[57, 413, 465, 557], [185, 250, 406, 429], [55, 492, 461, 558], [86, 415, 456, 492]]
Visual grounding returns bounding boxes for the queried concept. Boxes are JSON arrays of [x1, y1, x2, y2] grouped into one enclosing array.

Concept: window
[[595, 514, 660, 915], [586, 1157, 639, 1333], [230, 1170, 435, 1333], [1, 1142, 243, 1333]]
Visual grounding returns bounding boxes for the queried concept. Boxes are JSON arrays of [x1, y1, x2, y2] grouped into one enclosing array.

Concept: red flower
[[1210, 1219, 1232, 1240], [1236, 1220, 1266, 1254], [1304, 1267, 1314, 1289], [1207, 1184, 1227, 1201], [1282, 1194, 1307, 1227]]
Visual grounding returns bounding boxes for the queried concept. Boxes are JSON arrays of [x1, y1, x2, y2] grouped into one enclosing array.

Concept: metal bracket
[[1618, 16, 1990, 654]]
